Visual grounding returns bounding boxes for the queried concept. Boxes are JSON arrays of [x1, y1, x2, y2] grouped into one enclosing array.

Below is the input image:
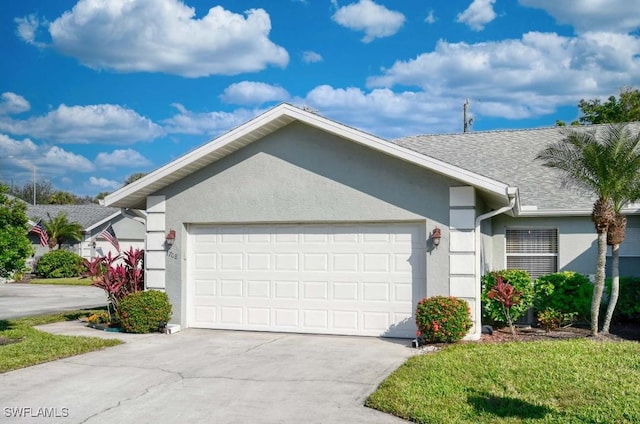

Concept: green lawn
[[366, 339, 640, 423], [0, 310, 121, 373], [28, 277, 93, 286]]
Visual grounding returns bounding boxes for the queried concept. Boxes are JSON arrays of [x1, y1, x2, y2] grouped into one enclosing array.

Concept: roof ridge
[[397, 121, 640, 140]]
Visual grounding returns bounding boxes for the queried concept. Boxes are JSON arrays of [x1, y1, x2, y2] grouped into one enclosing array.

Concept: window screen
[[506, 228, 558, 280]]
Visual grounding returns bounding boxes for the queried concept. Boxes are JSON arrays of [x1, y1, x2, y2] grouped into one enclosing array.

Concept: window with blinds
[[506, 228, 558, 280]]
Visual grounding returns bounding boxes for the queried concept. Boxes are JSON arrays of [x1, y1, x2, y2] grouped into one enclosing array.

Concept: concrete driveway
[[0, 283, 106, 320], [0, 325, 416, 423]]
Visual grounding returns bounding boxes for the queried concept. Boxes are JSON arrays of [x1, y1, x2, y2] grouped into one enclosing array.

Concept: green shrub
[[117, 290, 172, 333], [605, 277, 640, 323], [35, 250, 84, 278], [534, 271, 592, 322], [481, 270, 534, 325], [415, 296, 472, 343], [537, 308, 577, 332]]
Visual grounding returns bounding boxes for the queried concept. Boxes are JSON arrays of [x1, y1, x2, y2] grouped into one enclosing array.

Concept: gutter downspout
[[472, 190, 517, 339]]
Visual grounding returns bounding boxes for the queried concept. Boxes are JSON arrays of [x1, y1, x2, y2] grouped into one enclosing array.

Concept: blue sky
[[1, 0, 640, 198]]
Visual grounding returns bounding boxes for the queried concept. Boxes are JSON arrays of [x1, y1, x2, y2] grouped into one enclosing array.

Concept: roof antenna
[[463, 98, 473, 132]]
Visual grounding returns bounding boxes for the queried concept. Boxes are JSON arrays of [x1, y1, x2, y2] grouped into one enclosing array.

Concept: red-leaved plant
[[487, 276, 522, 335], [83, 247, 144, 321]]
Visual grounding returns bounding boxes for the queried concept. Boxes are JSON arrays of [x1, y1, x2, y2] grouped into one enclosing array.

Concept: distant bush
[[534, 271, 592, 322], [606, 277, 640, 324], [117, 290, 172, 334], [482, 270, 534, 325], [35, 250, 84, 278], [415, 296, 472, 343]]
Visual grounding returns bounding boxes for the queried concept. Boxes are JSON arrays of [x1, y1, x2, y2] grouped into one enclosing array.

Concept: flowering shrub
[[87, 312, 110, 325], [83, 247, 144, 321], [415, 296, 472, 343]]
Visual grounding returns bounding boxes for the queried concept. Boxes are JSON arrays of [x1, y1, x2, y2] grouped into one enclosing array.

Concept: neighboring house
[[103, 104, 640, 340], [27, 204, 145, 261]]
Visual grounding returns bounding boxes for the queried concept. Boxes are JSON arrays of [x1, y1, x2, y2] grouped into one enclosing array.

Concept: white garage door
[[187, 223, 426, 338]]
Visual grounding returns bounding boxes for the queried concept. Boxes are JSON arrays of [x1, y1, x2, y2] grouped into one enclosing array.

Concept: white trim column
[[146, 195, 166, 290], [449, 187, 478, 333]]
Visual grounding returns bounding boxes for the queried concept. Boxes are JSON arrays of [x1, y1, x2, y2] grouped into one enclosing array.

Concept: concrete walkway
[[0, 283, 106, 320], [1, 322, 416, 423]]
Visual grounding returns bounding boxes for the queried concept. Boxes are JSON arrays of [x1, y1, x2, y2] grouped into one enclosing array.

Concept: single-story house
[[104, 104, 640, 340], [27, 204, 145, 261]]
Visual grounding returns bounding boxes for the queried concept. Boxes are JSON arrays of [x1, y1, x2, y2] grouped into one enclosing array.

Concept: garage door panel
[[188, 223, 426, 337]]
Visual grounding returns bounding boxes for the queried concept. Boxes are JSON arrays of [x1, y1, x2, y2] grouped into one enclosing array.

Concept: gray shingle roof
[[26, 204, 120, 230], [394, 123, 640, 212]]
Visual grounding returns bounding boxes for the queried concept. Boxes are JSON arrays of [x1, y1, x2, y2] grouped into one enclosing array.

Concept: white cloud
[[425, 10, 436, 24], [367, 31, 640, 120], [220, 81, 290, 105], [0, 93, 30, 115], [302, 51, 323, 63], [0, 103, 164, 144], [520, 0, 640, 33], [0, 133, 38, 158], [162, 104, 261, 136], [95, 149, 152, 168], [332, 0, 405, 43], [32, 0, 288, 77], [88, 176, 120, 190], [303, 85, 461, 137], [14, 14, 46, 47], [457, 0, 496, 31], [43, 146, 94, 172]]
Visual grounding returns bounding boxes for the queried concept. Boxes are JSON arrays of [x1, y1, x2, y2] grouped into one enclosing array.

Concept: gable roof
[[104, 103, 514, 210], [27, 204, 120, 231], [394, 123, 640, 216]]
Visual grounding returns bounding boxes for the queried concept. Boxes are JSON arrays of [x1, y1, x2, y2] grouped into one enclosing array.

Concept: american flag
[[100, 224, 120, 252], [31, 220, 49, 247]]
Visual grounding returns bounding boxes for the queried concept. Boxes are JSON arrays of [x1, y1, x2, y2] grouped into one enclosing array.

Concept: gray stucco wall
[[87, 215, 145, 241], [154, 122, 464, 325], [491, 215, 597, 277]]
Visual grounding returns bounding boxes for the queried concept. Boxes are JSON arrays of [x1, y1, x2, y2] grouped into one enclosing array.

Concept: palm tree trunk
[[591, 231, 607, 336], [601, 243, 620, 334]]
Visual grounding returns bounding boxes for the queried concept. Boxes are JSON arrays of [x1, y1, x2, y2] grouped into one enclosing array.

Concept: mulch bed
[[477, 323, 640, 344]]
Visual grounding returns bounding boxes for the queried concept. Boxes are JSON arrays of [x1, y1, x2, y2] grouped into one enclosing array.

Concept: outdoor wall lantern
[[165, 229, 176, 247], [431, 227, 442, 247]]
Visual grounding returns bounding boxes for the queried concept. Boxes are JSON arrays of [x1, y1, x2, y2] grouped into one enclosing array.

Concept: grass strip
[[366, 339, 640, 423], [28, 277, 93, 286], [0, 309, 121, 373]]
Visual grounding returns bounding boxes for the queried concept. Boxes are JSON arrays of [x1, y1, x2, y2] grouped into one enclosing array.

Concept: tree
[[95, 191, 110, 202], [536, 124, 640, 336], [48, 191, 80, 205], [7, 180, 54, 205], [123, 173, 147, 186], [578, 87, 640, 125], [43, 212, 83, 250], [0, 184, 33, 279]]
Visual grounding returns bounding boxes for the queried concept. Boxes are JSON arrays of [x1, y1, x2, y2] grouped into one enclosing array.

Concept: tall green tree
[[43, 212, 83, 250], [578, 87, 640, 125], [536, 124, 640, 336], [48, 191, 80, 205], [123, 172, 147, 186], [0, 185, 33, 279]]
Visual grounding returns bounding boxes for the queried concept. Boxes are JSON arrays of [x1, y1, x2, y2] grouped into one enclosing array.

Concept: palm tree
[[43, 212, 83, 250], [536, 124, 640, 336]]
